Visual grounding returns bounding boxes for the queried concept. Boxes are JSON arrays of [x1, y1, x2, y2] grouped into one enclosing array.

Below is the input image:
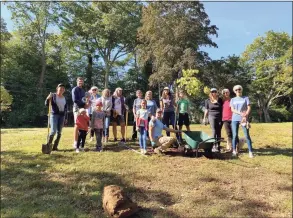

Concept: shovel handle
[[47, 98, 51, 143]]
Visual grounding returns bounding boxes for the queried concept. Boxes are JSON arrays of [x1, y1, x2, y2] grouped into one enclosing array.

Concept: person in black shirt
[[203, 88, 223, 152]]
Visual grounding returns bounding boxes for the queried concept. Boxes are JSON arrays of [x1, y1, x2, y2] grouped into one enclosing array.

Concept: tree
[[0, 86, 13, 112], [0, 17, 12, 63], [7, 2, 58, 90], [59, 2, 142, 89], [241, 31, 292, 122], [137, 2, 218, 87], [201, 55, 249, 93]]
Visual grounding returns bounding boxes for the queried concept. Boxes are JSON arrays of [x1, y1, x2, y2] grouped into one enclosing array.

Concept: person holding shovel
[[45, 83, 68, 151]]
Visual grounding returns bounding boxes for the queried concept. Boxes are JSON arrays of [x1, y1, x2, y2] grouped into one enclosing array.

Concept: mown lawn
[[1, 123, 292, 218]]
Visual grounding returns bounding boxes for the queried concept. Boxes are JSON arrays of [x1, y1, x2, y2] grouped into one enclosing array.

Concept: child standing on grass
[[136, 99, 150, 154], [91, 101, 105, 152], [176, 90, 191, 141], [75, 108, 90, 153]]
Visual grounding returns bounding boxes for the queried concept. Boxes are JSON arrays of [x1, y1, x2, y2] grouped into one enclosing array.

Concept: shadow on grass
[[1, 150, 181, 218], [253, 147, 292, 157]]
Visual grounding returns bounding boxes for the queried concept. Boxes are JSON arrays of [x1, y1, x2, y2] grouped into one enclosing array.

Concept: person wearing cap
[[221, 88, 233, 152], [230, 85, 254, 158], [91, 100, 106, 152], [45, 83, 68, 151], [88, 86, 101, 142], [75, 108, 90, 153], [160, 87, 179, 139], [71, 77, 90, 148], [99, 89, 112, 143], [111, 87, 128, 143], [149, 108, 182, 154], [203, 88, 223, 152]]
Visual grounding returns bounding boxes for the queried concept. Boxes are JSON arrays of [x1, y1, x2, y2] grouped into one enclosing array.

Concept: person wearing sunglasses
[[230, 85, 253, 158], [221, 88, 233, 152], [203, 88, 223, 152]]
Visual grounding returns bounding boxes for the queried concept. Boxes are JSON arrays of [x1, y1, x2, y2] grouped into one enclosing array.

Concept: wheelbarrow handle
[[198, 137, 224, 146]]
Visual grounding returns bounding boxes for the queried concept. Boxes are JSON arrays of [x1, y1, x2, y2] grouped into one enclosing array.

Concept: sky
[[1, 2, 292, 60]]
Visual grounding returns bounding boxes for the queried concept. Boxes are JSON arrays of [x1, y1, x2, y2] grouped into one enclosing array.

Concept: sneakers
[[232, 150, 237, 157], [143, 149, 147, 155], [75, 148, 80, 153], [114, 138, 118, 142], [73, 143, 77, 149], [212, 145, 219, 153], [249, 152, 254, 158], [120, 138, 126, 143]]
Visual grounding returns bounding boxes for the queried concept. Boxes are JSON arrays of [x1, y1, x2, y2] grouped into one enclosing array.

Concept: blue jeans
[[232, 121, 253, 152], [139, 126, 147, 150], [103, 116, 110, 137], [49, 114, 65, 137]]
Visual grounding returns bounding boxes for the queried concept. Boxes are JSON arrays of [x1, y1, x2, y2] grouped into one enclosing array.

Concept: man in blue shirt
[[149, 108, 182, 154], [71, 77, 90, 148]]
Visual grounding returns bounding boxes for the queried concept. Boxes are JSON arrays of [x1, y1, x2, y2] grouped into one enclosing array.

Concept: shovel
[[42, 98, 52, 154]]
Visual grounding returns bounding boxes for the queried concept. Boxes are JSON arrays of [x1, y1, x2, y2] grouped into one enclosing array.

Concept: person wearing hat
[[88, 86, 101, 142], [230, 85, 253, 158], [111, 87, 128, 143], [149, 108, 182, 154], [160, 87, 179, 139], [203, 88, 223, 152], [91, 100, 106, 152], [45, 83, 68, 151]]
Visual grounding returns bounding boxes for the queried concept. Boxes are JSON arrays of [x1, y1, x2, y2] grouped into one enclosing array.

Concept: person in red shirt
[[75, 108, 90, 153], [222, 88, 233, 152]]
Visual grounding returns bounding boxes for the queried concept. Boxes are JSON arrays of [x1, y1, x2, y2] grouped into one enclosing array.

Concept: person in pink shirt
[[222, 88, 233, 152]]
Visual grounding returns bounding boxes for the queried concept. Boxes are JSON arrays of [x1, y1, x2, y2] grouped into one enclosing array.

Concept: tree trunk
[[38, 43, 46, 91], [104, 64, 110, 89], [262, 106, 272, 123], [86, 53, 93, 90]]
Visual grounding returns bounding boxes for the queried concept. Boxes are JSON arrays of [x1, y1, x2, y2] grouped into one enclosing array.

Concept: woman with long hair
[[88, 86, 101, 141], [160, 87, 177, 137], [99, 88, 112, 143], [221, 88, 233, 152]]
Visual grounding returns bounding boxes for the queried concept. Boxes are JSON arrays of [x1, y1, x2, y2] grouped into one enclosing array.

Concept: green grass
[[1, 123, 292, 218]]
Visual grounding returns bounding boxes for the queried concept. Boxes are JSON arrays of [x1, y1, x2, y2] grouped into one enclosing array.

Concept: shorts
[[111, 114, 125, 125], [178, 113, 190, 126]]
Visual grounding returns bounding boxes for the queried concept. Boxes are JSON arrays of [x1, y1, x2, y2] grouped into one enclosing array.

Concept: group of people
[[45, 77, 253, 157], [203, 85, 253, 158]]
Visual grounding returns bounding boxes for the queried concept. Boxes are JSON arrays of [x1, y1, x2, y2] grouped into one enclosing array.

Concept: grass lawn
[[1, 123, 292, 218]]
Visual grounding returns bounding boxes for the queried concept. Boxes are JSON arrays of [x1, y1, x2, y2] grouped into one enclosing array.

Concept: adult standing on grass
[[45, 83, 68, 151], [221, 88, 233, 152], [149, 108, 182, 154], [88, 86, 101, 142], [71, 77, 90, 148], [160, 87, 179, 138], [176, 90, 191, 141], [111, 87, 128, 143], [100, 88, 112, 143], [230, 85, 254, 158], [145, 90, 158, 138], [203, 88, 223, 152], [132, 90, 144, 141]]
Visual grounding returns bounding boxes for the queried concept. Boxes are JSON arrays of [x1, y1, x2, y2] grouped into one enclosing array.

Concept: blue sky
[[1, 2, 292, 60]]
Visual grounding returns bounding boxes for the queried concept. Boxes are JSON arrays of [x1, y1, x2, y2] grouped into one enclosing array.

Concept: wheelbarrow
[[183, 131, 224, 157]]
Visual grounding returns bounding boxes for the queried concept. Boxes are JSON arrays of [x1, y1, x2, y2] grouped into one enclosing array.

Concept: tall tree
[[7, 2, 58, 90], [59, 2, 142, 89], [241, 31, 292, 122], [0, 18, 12, 63], [137, 2, 218, 87]]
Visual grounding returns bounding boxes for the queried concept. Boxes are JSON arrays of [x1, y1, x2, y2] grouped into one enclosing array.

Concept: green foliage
[[177, 69, 203, 96], [0, 86, 13, 111], [241, 31, 292, 122], [269, 106, 292, 122], [137, 1, 218, 86]]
